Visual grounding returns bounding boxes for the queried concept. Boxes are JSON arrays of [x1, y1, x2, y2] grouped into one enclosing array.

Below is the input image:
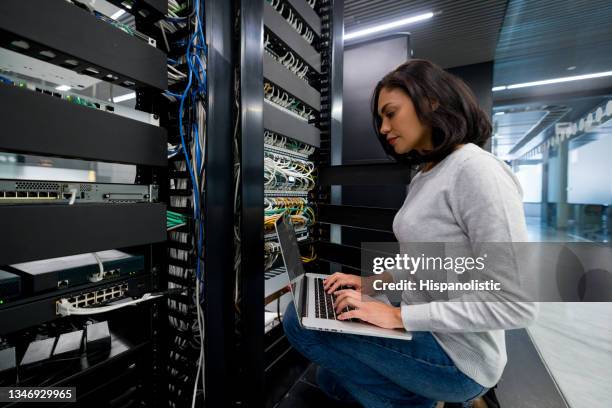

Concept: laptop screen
[[275, 213, 306, 318]]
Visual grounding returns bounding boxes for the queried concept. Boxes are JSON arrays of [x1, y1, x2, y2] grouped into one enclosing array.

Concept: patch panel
[[55, 282, 129, 314]]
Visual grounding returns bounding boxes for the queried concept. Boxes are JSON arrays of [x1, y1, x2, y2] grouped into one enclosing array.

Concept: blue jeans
[[283, 302, 487, 408]]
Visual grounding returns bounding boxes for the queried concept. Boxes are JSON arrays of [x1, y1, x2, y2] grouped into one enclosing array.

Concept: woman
[[282, 59, 537, 407]]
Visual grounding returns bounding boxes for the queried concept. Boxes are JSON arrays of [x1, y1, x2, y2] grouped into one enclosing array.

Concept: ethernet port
[[78, 300, 86, 307], [38, 192, 48, 198], [67, 297, 76, 304], [0, 192, 4, 198], [49, 192, 58, 198], [86, 299, 95, 306], [57, 280, 69, 288], [16, 191, 27, 198], [5, 192, 16, 198], [86, 293, 95, 301], [63, 193, 72, 199], [77, 295, 85, 301], [28, 192, 38, 198]]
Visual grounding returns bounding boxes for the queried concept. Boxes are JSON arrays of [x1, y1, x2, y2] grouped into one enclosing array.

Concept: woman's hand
[[323, 272, 362, 294], [333, 289, 404, 330]]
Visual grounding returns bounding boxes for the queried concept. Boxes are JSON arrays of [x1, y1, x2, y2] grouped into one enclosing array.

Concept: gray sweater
[[392, 143, 538, 387]]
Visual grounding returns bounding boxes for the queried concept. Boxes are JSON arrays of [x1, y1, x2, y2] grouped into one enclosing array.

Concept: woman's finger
[[333, 290, 359, 307], [323, 275, 337, 289], [335, 295, 361, 314], [337, 309, 361, 321], [327, 279, 347, 294], [323, 273, 341, 289]]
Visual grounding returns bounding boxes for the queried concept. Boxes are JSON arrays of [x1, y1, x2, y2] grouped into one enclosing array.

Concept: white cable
[[57, 293, 163, 316], [68, 188, 77, 205], [89, 252, 105, 282]]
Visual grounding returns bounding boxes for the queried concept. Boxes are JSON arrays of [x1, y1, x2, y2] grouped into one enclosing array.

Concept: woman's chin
[[393, 144, 413, 155]]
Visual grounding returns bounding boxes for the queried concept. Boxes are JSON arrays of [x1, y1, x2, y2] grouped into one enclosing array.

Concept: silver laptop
[[275, 213, 412, 340]]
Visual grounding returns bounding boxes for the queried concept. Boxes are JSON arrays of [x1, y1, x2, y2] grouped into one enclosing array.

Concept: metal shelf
[[263, 102, 320, 147], [0, 203, 166, 265], [0, 0, 167, 90], [287, 0, 321, 35], [264, 1, 321, 73], [0, 83, 167, 166], [264, 53, 321, 111]]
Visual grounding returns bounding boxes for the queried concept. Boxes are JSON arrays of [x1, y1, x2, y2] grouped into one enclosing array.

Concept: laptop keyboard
[[314, 278, 354, 320]]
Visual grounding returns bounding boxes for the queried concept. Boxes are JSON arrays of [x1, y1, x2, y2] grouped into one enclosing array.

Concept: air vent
[[79, 184, 92, 192], [15, 181, 60, 191]]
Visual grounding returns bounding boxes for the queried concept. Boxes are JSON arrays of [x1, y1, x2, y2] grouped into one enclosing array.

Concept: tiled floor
[[526, 218, 612, 408]]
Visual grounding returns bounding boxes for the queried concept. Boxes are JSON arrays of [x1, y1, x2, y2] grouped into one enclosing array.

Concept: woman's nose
[[380, 121, 390, 135]]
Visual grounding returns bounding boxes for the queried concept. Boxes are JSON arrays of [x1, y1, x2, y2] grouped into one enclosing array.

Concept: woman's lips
[[387, 136, 399, 146]]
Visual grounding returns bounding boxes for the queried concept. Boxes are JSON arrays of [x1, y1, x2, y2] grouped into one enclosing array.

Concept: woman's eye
[[386, 112, 395, 119]]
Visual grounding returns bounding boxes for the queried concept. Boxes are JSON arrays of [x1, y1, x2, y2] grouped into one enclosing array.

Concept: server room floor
[[268, 354, 357, 408]]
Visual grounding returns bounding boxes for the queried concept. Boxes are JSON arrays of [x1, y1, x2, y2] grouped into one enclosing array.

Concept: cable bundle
[[167, 210, 188, 231], [264, 82, 314, 120], [264, 197, 315, 231], [265, 130, 316, 155], [266, 0, 317, 44], [264, 151, 315, 191], [161, 0, 207, 406], [265, 39, 310, 81]]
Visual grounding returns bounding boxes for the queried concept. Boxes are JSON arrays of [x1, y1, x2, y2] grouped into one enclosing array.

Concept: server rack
[[0, 0, 168, 405], [235, 1, 343, 406]]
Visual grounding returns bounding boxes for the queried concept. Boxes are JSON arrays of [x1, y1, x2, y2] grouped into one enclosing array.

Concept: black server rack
[[234, 1, 344, 406], [0, 0, 169, 406]]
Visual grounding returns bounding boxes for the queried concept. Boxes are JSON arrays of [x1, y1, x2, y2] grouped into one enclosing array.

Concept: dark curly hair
[[372, 59, 491, 165]]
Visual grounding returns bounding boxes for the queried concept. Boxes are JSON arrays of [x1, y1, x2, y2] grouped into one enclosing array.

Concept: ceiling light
[[110, 9, 126, 20], [55, 85, 71, 91], [344, 12, 434, 41], [494, 111, 505, 116], [112, 92, 136, 103], [566, 66, 576, 71], [495, 70, 612, 91]]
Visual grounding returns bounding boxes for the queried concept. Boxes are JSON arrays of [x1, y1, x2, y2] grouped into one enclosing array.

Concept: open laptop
[[275, 213, 412, 340]]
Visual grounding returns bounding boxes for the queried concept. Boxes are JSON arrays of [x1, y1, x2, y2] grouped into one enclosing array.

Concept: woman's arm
[[399, 155, 539, 333]]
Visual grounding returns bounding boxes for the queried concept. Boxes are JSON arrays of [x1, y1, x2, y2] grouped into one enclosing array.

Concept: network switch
[[9, 250, 144, 294], [0, 179, 158, 204], [57, 282, 129, 313]]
